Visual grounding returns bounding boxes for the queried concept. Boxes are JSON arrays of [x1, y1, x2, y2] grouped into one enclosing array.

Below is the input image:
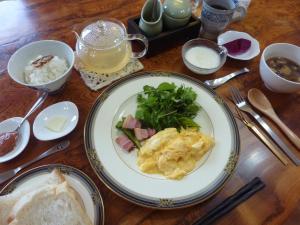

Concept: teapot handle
[[126, 34, 149, 58]]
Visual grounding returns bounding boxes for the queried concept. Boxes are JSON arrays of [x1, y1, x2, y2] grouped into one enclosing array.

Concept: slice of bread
[[0, 169, 65, 225], [7, 182, 93, 225]]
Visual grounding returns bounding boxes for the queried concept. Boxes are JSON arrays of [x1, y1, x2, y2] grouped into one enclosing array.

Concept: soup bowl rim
[[261, 42, 300, 86]]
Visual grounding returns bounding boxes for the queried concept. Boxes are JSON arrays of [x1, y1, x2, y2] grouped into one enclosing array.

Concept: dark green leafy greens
[[135, 82, 200, 131]]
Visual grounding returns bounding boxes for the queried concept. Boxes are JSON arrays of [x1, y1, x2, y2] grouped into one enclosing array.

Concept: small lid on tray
[[163, 0, 192, 19]]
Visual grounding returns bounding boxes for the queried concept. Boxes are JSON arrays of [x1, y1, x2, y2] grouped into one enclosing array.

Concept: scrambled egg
[[137, 128, 214, 180]]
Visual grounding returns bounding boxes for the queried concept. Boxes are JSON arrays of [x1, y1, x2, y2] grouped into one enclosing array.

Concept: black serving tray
[[127, 15, 201, 57]]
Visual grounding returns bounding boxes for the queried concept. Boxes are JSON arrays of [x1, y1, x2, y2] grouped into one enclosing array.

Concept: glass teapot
[[74, 18, 148, 74]]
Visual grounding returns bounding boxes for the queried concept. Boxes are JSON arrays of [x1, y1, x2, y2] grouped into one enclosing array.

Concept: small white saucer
[[0, 117, 30, 163], [33, 101, 79, 141], [218, 30, 260, 60]]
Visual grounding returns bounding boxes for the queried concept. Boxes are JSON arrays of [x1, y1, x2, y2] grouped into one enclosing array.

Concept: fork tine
[[230, 87, 236, 103], [232, 87, 241, 103], [235, 87, 245, 103], [230, 87, 239, 104], [231, 87, 245, 105]]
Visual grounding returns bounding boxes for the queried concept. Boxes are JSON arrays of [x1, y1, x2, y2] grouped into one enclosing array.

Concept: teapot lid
[[163, 0, 192, 19], [80, 19, 126, 49]]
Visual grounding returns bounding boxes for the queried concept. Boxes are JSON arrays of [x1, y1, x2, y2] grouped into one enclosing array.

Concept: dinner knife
[[0, 140, 70, 184], [236, 108, 288, 166], [252, 115, 300, 165], [238, 106, 300, 165]]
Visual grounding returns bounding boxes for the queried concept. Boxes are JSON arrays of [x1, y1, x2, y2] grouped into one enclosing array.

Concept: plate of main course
[[0, 164, 104, 225], [84, 71, 240, 209]]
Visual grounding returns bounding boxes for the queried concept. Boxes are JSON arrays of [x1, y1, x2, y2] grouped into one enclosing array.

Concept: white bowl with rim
[[33, 101, 79, 141], [0, 117, 30, 163], [260, 43, 300, 93], [182, 38, 227, 75], [218, 30, 260, 60], [7, 40, 75, 93]]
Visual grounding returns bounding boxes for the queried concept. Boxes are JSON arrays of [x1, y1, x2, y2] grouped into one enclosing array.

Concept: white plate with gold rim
[[84, 71, 240, 209], [0, 164, 104, 225]]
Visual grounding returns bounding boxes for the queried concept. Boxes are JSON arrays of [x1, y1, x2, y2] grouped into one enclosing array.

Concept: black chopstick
[[192, 177, 265, 225]]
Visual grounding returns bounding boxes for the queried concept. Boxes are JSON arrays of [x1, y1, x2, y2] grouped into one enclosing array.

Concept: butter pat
[[46, 116, 67, 132]]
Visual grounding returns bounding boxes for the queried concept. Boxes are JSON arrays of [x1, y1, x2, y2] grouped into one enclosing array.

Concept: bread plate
[[0, 164, 104, 225], [84, 71, 240, 209]]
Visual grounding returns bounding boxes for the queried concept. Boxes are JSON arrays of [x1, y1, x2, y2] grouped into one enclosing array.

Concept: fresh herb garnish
[[135, 82, 200, 131]]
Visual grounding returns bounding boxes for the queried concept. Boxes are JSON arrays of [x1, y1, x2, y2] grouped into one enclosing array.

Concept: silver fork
[[230, 87, 300, 166]]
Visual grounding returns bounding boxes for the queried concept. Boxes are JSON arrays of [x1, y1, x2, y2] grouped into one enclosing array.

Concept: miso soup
[[266, 57, 300, 82]]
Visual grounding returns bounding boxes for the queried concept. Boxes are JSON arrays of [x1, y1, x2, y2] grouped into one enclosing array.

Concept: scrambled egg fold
[[137, 128, 214, 180]]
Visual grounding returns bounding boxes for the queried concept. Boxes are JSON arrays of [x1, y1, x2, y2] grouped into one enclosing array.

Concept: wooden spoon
[[248, 88, 300, 150]]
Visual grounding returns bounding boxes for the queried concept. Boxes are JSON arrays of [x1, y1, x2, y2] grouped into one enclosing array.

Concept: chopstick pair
[[235, 108, 289, 166], [192, 177, 265, 225]]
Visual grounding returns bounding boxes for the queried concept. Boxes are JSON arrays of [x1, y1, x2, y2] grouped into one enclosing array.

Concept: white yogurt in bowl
[[185, 46, 221, 69], [182, 38, 227, 75]]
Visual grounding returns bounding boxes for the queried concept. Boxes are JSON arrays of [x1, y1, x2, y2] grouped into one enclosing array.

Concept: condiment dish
[[182, 38, 227, 75], [259, 43, 300, 93], [218, 30, 260, 60], [0, 117, 30, 163], [7, 40, 75, 93], [33, 101, 79, 141]]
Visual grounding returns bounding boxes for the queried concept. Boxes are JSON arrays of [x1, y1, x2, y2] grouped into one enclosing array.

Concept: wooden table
[[0, 0, 299, 224]]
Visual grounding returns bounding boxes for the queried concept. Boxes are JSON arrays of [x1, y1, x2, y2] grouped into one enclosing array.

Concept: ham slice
[[147, 128, 156, 137], [115, 135, 134, 151], [134, 128, 156, 140], [134, 128, 149, 141], [122, 115, 141, 129]]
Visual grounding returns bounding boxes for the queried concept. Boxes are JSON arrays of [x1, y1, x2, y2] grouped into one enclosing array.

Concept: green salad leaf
[[135, 82, 200, 131]]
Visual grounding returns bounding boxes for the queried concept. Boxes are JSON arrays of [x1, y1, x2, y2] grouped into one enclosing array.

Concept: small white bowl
[[182, 38, 227, 75], [218, 30, 260, 60], [260, 43, 300, 93], [33, 101, 79, 141], [0, 117, 30, 163], [8, 40, 75, 93]]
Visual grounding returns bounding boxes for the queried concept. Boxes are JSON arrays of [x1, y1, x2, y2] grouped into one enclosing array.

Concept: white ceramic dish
[[0, 117, 30, 163], [218, 30, 260, 60], [33, 101, 79, 141], [84, 71, 240, 209], [0, 164, 104, 225], [7, 40, 75, 93], [260, 43, 300, 93]]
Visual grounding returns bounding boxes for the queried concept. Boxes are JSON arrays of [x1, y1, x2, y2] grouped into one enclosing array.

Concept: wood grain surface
[[0, 0, 300, 224]]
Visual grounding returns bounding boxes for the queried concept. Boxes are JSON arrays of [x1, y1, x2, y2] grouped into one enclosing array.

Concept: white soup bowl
[[260, 43, 300, 93]]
